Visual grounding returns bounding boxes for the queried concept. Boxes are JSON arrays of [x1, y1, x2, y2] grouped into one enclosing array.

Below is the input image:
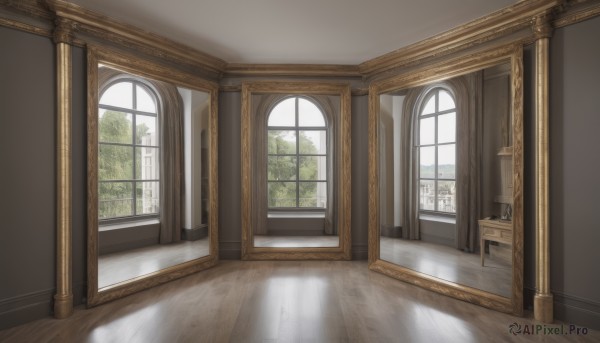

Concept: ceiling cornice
[[1, 0, 599, 80], [358, 0, 562, 78], [45, 0, 227, 77], [224, 63, 361, 78]]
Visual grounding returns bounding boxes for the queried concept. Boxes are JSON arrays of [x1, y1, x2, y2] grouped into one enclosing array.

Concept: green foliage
[[267, 130, 326, 208], [98, 110, 150, 219]]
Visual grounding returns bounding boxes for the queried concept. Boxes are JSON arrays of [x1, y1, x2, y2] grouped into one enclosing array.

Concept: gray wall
[[0, 27, 56, 328], [2, 15, 600, 330], [548, 16, 600, 329]]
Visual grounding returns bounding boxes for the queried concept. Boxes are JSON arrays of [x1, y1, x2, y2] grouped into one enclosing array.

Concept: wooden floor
[[1, 261, 596, 342], [254, 235, 339, 248], [99, 238, 210, 288], [380, 237, 512, 297]]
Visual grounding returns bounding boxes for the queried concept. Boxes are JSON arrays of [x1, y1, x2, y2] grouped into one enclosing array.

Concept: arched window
[[98, 79, 160, 220], [267, 97, 327, 209], [417, 88, 456, 214]]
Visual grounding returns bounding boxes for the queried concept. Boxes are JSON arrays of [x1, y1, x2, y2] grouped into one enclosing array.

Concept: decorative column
[[53, 17, 75, 319], [532, 13, 553, 324]]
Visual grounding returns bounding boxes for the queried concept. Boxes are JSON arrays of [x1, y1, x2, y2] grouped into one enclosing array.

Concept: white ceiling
[[67, 0, 516, 65]]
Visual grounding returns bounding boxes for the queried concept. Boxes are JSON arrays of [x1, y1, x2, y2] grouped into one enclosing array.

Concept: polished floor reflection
[[254, 235, 338, 248], [380, 237, 511, 297], [1, 261, 595, 342], [99, 238, 210, 288]]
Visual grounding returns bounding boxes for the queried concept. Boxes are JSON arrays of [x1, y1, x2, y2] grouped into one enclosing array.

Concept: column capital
[[53, 17, 77, 45], [531, 12, 554, 40]]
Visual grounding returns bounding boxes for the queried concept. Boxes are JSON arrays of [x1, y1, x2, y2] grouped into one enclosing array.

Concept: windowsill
[[268, 211, 325, 219], [419, 213, 456, 224], [99, 218, 160, 232]]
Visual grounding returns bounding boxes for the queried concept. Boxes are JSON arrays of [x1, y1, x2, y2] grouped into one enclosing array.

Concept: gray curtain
[[156, 84, 184, 244], [454, 73, 483, 252], [401, 88, 423, 240], [319, 96, 337, 235], [252, 94, 272, 235]]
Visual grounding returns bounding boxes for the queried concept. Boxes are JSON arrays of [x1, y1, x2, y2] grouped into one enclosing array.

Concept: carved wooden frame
[[86, 46, 220, 307], [368, 44, 524, 315], [241, 81, 352, 260]]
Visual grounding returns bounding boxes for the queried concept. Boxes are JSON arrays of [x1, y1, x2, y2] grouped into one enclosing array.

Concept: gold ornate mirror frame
[[368, 44, 524, 315], [86, 46, 219, 306], [241, 81, 352, 260]]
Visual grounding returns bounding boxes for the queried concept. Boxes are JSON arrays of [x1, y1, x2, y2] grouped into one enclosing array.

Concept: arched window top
[[100, 80, 157, 114], [267, 97, 326, 128], [420, 88, 455, 116]]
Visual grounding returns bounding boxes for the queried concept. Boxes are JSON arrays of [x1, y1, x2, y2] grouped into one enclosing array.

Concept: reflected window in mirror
[[267, 97, 328, 210], [416, 88, 456, 214], [99, 78, 160, 221]]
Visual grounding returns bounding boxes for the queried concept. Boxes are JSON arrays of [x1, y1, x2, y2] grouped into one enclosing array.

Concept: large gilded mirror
[[241, 82, 351, 260], [368, 44, 523, 314], [87, 47, 219, 306]]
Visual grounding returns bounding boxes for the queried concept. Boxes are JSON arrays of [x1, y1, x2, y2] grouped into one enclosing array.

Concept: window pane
[[438, 144, 455, 179], [99, 182, 133, 219], [100, 81, 133, 109], [136, 147, 159, 180], [268, 98, 295, 127], [98, 110, 132, 144], [99, 144, 133, 180], [136, 85, 156, 113], [438, 90, 455, 111], [298, 98, 325, 127], [299, 156, 327, 181], [437, 112, 456, 144], [437, 180, 456, 213], [268, 130, 296, 154], [419, 146, 435, 179], [419, 180, 435, 211], [136, 181, 160, 215], [419, 117, 435, 145], [299, 182, 327, 208], [268, 156, 297, 181], [299, 130, 326, 154], [268, 182, 297, 207], [421, 94, 435, 115], [136, 114, 157, 146]]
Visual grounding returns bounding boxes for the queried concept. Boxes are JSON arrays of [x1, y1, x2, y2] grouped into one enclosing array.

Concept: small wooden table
[[479, 219, 513, 266]]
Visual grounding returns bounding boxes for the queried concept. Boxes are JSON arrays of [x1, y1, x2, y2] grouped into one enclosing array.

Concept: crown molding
[[553, 0, 600, 28], [358, 0, 562, 78], [224, 63, 361, 78], [45, 0, 226, 76], [1, 0, 600, 81]]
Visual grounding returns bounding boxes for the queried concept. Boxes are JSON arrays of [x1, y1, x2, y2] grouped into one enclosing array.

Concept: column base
[[53, 294, 73, 319], [534, 293, 553, 323]]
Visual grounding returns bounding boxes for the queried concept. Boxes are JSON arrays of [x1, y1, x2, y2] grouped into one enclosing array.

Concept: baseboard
[[0, 289, 53, 330], [420, 233, 455, 248], [182, 225, 208, 241], [554, 291, 600, 330], [524, 287, 600, 330], [381, 226, 402, 238], [352, 244, 368, 260], [219, 241, 241, 260]]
